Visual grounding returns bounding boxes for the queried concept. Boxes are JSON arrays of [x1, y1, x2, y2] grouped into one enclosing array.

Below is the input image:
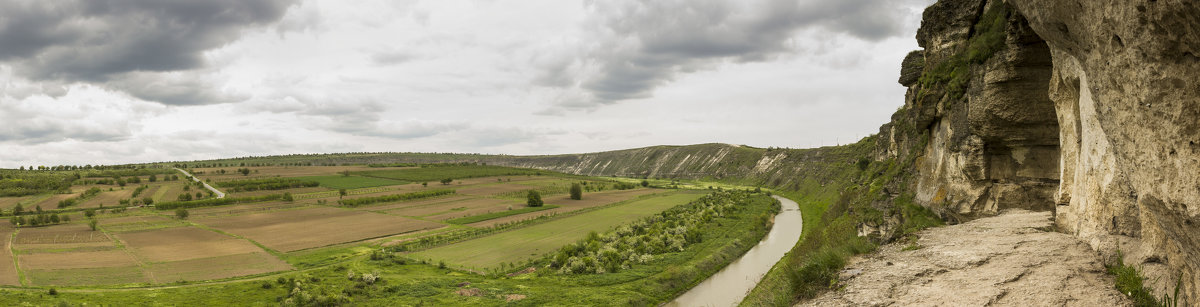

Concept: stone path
[[800, 210, 1130, 307]]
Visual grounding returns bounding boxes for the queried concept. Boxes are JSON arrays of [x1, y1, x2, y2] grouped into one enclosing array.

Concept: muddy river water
[[666, 195, 803, 307]]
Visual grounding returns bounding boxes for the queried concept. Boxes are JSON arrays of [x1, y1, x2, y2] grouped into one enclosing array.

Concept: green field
[[444, 205, 560, 225], [411, 192, 704, 269], [296, 175, 407, 189], [357, 165, 543, 182]]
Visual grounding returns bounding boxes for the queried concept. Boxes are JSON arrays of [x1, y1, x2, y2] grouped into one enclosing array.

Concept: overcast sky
[[0, 0, 933, 168]]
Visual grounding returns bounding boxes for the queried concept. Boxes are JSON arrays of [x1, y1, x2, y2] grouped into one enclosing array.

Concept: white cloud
[[0, 0, 934, 168]]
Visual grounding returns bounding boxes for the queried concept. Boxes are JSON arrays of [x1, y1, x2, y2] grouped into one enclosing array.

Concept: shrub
[[569, 183, 583, 200], [526, 190, 543, 207]]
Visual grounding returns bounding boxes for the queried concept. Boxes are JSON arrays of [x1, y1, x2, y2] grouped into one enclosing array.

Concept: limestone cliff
[[877, 0, 1200, 302]]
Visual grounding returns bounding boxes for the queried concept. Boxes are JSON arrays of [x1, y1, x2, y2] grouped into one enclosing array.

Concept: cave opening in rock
[[975, 19, 1060, 212]]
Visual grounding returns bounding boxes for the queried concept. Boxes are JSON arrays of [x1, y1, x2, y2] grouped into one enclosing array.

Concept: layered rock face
[[884, 0, 1200, 302]]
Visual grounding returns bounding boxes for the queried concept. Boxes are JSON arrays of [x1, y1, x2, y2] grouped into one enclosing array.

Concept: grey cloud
[[0, 0, 297, 104], [107, 71, 248, 106], [0, 103, 133, 144], [540, 0, 922, 108], [246, 93, 465, 140], [371, 50, 419, 65]]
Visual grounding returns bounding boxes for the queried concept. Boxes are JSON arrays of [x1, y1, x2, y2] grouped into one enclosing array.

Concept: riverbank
[[667, 195, 802, 306]]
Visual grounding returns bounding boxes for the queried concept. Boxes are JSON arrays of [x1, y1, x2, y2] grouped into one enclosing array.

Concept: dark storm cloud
[[0, 0, 297, 104], [543, 0, 919, 106]]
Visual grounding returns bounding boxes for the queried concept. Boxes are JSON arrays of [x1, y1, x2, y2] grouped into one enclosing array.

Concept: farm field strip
[[0, 230, 17, 286], [30, 194, 75, 210], [195, 207, 446, 252], [24, 265, 151, 286], [463, 188, 666, 228], [147, 252, 290, 283], [189, 202, 311, 218], [445, 205, 560, 225], [117, 227, 280, 263], [364, 195, 473, 212], [410, 192, 706, 269], [0, 196, 32, 210], [292, 186, 393, 200], [294, 175, 408, 189], [76, 188, 135, 209], [386, 197, 520, 219]]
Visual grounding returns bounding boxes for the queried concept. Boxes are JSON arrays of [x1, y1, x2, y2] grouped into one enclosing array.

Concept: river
[[666, 195, 803, 307]]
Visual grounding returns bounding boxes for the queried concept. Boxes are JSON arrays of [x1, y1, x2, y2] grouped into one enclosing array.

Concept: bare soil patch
[[188, 202, 311, 218], [117, 227, 266, 262], [19, 249, 138, 270], [77, 188, 135, 208], [363, 195, 472, 212], [388, 198, 519, 219], [30, 194, 75, 210], [14, 224, 112, 244], [148, 252, 291, 283], [25, 266, 150, 286], [0, 230, 19, 286], [0, 196, 32, 210], [196, 207, 444, 252]]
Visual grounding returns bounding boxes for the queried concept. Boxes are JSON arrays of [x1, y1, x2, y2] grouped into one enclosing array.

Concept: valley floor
[[799, 210, 1130, 306]]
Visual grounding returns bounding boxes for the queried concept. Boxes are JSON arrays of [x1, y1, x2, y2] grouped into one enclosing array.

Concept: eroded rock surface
[[800, 210, 1129, 307]]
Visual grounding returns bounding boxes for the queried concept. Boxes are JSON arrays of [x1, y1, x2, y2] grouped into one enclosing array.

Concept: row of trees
[[9, 213, 69, 227], [215, 177, 319, 192], [337, 189, 455, 207]]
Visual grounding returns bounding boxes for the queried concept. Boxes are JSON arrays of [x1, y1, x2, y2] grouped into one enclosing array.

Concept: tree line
[[215, 177, 319, 192], [337, 189, 455, 207]]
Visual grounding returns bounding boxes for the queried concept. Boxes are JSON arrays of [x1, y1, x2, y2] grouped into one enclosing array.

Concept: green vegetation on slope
[[411, 192, 704, 270]]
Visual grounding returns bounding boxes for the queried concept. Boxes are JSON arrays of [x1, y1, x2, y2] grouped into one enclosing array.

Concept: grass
[[410, 192, 703, 270], [295, 175, 407, 189], [444, 205, 560, 225], [1107, 249, 1183, 307]]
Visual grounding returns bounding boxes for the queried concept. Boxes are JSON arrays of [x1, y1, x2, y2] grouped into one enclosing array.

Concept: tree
[[640, 180, 650, 187], [569, 183, 583, 200], [239, 168, 251, 176], [422, 182, 428, 188], [341, 170, 351, 177], [142, 197, 154, 206], [339, 189, 348, 199], [50, 214, 60, 224], [12, 204, 22, 216], [84, 209, 96, 218], [526, 190, 543, 207], [282, 192, 294, 202], [440, 178, 453, 185], [117, 178, 127, 187], [88, 218, 98, 231], [149, 174, 157, 182], [175, 209, 189, 219]]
